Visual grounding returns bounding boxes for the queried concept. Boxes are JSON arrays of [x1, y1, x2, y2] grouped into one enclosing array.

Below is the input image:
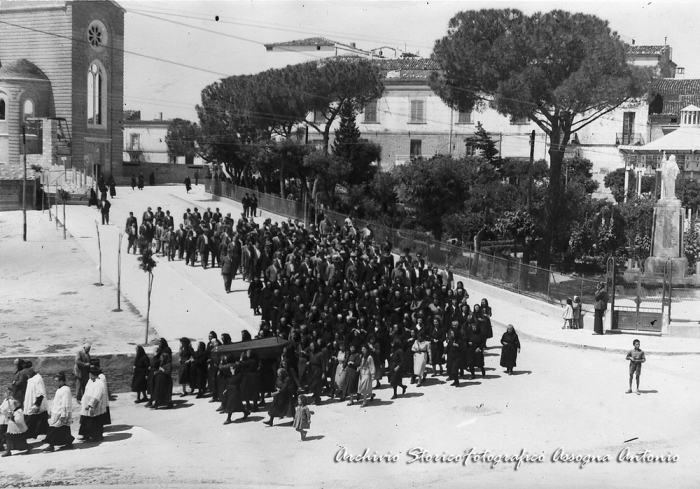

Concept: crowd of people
[[121, 201, 522, 435], [1, 354, 110, 456]]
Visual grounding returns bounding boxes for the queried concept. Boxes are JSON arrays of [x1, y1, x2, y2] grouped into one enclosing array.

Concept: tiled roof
[[657, 95, 700, 117], [652, 78, 700, 94], [0, 59, 49, 81], [627, 45, 669, 56]]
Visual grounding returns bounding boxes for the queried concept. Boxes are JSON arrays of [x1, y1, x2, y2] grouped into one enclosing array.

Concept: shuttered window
[[409, 100, 425, 123]]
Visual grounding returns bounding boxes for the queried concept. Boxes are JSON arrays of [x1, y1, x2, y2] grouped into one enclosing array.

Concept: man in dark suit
[[73, 344, 91, 402], [221, 252, 234, 293]]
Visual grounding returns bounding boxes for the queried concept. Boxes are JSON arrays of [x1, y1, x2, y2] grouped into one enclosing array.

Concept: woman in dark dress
[[178, 337, 195, 397], [223, 362, 250, 425], [263, 369, 295, 426], [465, 323, 486, 379], [306, 343, 324, 406], [145, 347, 160, 408], [138, 173, 144, 190], [446, 326, 463, 387], [131, 346, 150, 403], [473, 303, 493, 348], [151, 345, 173, 409], [12, 359, 28, 407], [109, 178, 116, 198], [192, 342, 208, 398], [389, 338, 407, 400], [430, 317, 445, 377], [340, 344, 360, 402], [500, 324, 521, 375], [239, 350, 261, 412]]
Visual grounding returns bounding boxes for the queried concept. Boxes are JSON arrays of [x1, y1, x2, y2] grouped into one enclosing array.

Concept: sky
[[121, 0, 700, 121]]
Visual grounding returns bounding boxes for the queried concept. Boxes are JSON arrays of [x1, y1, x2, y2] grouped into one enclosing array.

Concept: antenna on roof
[[664, 36, 667, 45]]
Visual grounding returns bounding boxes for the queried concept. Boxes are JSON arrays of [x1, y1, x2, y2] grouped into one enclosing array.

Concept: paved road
[[7, 185, 692, 487]]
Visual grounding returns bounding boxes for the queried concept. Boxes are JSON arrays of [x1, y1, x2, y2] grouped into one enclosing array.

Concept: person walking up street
[[101, 198, 111, 225]]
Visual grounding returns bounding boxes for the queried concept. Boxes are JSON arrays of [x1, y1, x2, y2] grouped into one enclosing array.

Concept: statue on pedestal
[[660, 153, 679, 200]]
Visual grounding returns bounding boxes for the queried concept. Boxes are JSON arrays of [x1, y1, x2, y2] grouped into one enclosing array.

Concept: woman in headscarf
[[430, 317, 445, 377], [178, 337, 195, 397], [357, 345, 376, 407], [340, 343, 360, 404], [306, 342, 325, 406], [239, 350, 261, 413], [223, 357, 250, 425], [389, 338, 407, 400], [145, 346, 160, 408], [500, 324, 521, 375], [263, 369, 295, 427], [132, 346, 150, 403], [43, 372, 74, 452], [192, 341, 208, 398], [411, 331, 431, 387], [206, 331, 221, 402], [465, 322, 486, 379], [151, 347, 173, 409], [446, 325, 463, 387], [473, 303, 493, 348]]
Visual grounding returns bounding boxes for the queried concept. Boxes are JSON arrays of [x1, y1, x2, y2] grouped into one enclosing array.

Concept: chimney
[[350, 42, 356, 48], [676, 67, 685, 79], [159, 112, 163, 121]]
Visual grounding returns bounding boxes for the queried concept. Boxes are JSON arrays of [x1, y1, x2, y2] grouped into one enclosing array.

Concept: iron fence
[[208, 180, 601, 311]]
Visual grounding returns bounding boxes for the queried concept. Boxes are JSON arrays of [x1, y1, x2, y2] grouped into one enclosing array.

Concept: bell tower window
[[87, 61, 107, 127]]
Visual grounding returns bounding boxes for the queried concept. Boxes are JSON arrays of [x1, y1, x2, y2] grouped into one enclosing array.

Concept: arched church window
[[87, 62, 105, 126], [23, 99, 35, 121], [0, 99, 5, 120]]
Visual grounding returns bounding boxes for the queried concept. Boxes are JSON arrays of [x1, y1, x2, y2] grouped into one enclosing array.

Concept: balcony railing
[[616, 133, 645, 146]]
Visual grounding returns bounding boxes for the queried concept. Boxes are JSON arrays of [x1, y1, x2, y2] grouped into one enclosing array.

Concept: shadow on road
[[510, 370, 532, 376], [104, 424, 132, 433], [638, 389, 658, 394], [304, 435, 324, 441]]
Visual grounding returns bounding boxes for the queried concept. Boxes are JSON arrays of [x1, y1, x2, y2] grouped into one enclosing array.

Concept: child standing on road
[[293, 395, 314, 441], [572, 296, 582, 329], [626, 339, 646, 395], [563, 298, 574, 329]]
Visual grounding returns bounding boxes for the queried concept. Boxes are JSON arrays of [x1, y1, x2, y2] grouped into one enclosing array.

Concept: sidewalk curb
[[492, 319, 700, 356]]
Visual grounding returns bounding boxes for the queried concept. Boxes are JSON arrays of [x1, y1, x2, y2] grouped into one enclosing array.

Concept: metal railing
[[207, 180, 601, 311]]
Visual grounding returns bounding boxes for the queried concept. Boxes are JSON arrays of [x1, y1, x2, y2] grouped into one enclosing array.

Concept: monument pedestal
[[644, 198, 688, 279]]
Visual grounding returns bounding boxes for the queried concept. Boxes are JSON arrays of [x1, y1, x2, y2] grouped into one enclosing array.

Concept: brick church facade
[[0, 0, 124, 181]]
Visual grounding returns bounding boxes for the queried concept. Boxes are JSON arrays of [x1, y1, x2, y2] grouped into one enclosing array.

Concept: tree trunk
[[540, 130, 568, 270]]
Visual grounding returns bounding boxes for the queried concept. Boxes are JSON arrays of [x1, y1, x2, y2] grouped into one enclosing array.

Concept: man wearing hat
[[74, 344, 91, 402], [79, 366, 107, 442], [43, 372, 74, 451]]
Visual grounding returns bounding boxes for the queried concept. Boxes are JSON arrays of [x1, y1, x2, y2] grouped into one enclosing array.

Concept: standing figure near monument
[[593, 282, 608, 335]]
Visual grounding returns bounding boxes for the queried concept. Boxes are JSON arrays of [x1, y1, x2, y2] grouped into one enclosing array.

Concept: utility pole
[[526, 130, 535, 213], [22, 126, 27, 242]]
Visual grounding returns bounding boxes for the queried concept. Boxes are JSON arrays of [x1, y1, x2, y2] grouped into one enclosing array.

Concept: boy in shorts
[[626, 339, 645, 395]]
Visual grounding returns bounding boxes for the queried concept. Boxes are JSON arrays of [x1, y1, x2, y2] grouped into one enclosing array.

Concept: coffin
[[211, 337, 288, 365]]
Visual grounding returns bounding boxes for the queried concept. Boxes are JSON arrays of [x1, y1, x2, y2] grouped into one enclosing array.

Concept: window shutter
[[410, 100, 424, 123]]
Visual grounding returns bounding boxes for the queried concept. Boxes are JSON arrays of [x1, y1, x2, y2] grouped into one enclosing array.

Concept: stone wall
[[118, 162, 205, 185]]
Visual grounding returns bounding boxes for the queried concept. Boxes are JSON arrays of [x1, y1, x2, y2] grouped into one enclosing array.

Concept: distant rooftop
[[653, 78, 700, 94], [264, 36, 370, 55], [627, 45, 670, 56]]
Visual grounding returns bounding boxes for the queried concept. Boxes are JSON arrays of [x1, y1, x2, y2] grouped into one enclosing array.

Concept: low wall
[[118, 162, 206, 185], [0, 179, 39, 211], [0, 352, 183, 395]]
